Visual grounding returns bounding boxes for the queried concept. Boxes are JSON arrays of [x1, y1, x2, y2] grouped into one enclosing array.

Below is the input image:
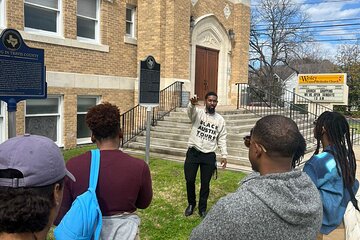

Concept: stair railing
[[236, 83, 318, 150], [120, 81, 184, 147], [236, 83, 360, 145]]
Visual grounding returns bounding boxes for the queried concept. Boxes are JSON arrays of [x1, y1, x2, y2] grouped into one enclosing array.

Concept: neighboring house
[[0, 0, 251, 148], [284, 72, 298, 93], [273, 60, 338, 102]]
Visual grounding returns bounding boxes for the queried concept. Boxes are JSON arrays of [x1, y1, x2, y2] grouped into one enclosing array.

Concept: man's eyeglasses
[[243, 135, 251, 148], [243, 134, 267, 153]]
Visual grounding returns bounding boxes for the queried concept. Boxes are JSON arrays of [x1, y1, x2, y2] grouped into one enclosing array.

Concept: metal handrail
[[281, 87, 360, 144], [120, 81, 184, 147], [235, 83, 360, 147]]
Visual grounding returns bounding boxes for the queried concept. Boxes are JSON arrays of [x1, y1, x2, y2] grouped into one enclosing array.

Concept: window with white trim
[[77, 96, 98, 143], [24, 0, 61, 34], [0, 101, 5, 143], [25, 96, 62, 144], [77, 0, 99, 41], [125, 5, 136, 38], [0, 0, 5, 28]]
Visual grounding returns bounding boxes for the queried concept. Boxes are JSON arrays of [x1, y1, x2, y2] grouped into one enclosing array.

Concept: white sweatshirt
[[187, 103, 227, 159]]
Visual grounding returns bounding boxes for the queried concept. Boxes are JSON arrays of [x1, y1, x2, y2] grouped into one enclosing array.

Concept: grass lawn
[[49, 146, 247, 240]]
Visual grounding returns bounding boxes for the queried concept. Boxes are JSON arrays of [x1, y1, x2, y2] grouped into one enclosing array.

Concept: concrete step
[[151, 124, 253, 134], [150, 126, 192, 134], [167, 112, 260, 121], [143, 131, 253, 143], [157, 117, 260, 128], [135, 136, 249, 157], [124, 106, 318, 170], [156, 121, 191, 128], [139, 132, 247, 148]]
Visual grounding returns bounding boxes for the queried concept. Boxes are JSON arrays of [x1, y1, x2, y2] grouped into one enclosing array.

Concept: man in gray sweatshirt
[[190, 115, 323, 240]]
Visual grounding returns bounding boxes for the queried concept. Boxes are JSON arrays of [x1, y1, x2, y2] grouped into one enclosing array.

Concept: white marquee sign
[[296, 73, 348, 105]]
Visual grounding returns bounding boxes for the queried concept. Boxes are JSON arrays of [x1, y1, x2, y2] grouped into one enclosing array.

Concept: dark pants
[[184, 147, 216, 213]]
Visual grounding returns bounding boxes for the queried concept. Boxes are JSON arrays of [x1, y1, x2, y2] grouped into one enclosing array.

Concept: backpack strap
[[89, 149, 100, 190], [90, 149, 102, 240]]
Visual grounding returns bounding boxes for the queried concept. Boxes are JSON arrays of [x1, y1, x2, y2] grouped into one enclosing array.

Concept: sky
[[251, 0, 360, 61], [299, 0, 360, 59]]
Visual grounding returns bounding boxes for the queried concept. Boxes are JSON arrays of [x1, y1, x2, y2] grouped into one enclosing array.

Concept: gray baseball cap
[[0, 134, 75, 187]]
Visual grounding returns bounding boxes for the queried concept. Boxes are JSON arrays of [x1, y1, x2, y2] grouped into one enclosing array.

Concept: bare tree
[[336, 42, 360, 111], [249, 0, 311, 91], [297, 42, 328, 62]]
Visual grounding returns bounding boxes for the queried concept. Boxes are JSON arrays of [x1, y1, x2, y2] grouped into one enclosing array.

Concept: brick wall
[[3, 0, 250, 147], [138, 0, 250, 85], [7, 0, 138, 77], [15, 87, 134, 149]]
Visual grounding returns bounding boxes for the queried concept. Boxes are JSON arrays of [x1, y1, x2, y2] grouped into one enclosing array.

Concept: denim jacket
[[303, 146, 359, 234]]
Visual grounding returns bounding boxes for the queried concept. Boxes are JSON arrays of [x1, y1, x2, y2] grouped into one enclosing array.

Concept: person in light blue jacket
[[304, 111, 359, 238]]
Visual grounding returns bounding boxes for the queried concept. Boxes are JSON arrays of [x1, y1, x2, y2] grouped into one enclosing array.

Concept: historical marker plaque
[[139, 56, 160, 106], [0, 28, 46, 102]]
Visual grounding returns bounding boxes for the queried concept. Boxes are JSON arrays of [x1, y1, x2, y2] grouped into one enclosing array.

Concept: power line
[[298, 38, 360, 42], [251, 0, 357, 7], [252, 38, 359, 45], [255, 17, 360, 27], [305, 27, 360, 34], [311, 32, 360, 37], [254, 32, 360, 39], [257, 38, 360, 43], [252, 22, 360, 32]]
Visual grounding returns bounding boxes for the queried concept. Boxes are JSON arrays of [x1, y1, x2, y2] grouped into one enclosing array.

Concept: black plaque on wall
[[139, 56, 160, 106]]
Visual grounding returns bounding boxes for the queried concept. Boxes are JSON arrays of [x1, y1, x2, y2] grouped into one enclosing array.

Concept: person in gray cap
[[0, 134, 75, 240]]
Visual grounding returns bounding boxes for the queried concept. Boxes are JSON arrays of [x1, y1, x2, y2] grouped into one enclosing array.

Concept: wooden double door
[[195, 46, 219, 100]]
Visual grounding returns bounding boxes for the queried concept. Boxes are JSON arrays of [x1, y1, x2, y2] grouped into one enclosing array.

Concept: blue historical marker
[[0, 28, 46, 138]]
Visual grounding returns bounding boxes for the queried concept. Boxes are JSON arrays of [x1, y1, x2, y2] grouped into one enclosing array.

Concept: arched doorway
[[195, 46, 219, 100], [190, 14, 232, 104]]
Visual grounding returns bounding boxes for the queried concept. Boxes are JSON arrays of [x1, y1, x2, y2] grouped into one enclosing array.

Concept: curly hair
[[252, 115, 306, 167], [86, 102, 121, 141], [0, 169, 64, 233]]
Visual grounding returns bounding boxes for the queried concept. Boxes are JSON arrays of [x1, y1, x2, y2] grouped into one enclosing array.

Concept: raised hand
[[190, 95, 199, 105]]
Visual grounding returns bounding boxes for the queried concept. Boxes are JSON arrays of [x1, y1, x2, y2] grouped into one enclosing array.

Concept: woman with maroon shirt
[[55, 102, 153, 240]]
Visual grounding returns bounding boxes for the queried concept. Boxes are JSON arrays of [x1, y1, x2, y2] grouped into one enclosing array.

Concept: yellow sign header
[[298, 73, 346, 84]]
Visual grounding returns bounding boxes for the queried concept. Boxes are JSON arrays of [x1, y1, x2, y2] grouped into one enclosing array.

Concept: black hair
[[205, 92, 217, 100], [86, 102, 121, 141], [0, 169, 64, 233], [313, 111, 357, 188], [252, 115, 306, 168]]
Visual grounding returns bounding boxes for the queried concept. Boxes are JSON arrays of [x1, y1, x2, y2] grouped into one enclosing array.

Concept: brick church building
[[0, 0, 250, 148]]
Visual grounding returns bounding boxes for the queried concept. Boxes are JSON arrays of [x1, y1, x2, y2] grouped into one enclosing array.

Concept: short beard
[[207, 107, 215, 114]]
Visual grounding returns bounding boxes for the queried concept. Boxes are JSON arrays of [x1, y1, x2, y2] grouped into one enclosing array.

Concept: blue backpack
[[54, 149, 102, 240]]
